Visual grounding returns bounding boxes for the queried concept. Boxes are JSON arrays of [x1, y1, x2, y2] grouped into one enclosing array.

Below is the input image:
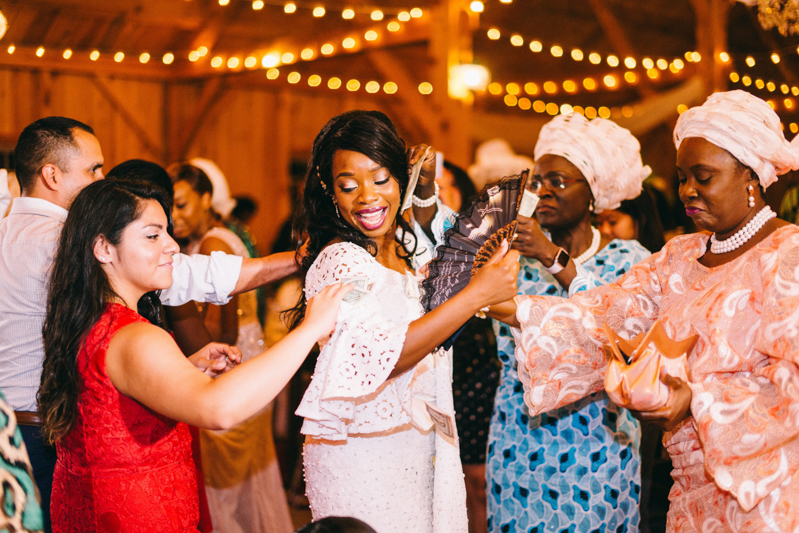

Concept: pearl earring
[[589, 201, 594, 212], [748, 184, 755, 208]]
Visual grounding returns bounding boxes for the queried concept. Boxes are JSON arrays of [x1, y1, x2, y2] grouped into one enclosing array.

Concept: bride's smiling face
[[331, 149, 401, 240]]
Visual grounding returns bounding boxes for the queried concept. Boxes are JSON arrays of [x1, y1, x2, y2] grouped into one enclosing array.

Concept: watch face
[[556, 248, 570, 267]]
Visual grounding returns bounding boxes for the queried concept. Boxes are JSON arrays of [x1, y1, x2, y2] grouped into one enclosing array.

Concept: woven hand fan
[[421, 170, 529, 326]]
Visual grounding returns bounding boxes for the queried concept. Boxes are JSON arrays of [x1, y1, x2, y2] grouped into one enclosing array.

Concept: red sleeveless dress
[[51, 304, 200, 533]]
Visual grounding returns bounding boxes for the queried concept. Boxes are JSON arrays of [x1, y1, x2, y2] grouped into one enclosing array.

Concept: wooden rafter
[[746, 7, 799, 86], [89, 75, 164, 160], [171, 76, 228, 160], [585, 0, 655, 98]]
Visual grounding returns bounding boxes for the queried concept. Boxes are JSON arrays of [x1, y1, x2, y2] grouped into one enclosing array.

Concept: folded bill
[[340, 276, 374, 302]]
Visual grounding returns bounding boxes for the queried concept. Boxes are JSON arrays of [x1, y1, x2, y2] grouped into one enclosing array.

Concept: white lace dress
[[297, 241, 468, 533]]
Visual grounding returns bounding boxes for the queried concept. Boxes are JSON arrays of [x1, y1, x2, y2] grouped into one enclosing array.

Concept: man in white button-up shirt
[[0, 117, 298, 530]]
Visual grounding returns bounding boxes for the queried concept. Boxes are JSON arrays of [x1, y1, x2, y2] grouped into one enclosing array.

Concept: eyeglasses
[[529, 175, 585, 193]]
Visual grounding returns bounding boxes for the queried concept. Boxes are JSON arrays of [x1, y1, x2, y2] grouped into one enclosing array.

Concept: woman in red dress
[[38, 179, 349, 532]]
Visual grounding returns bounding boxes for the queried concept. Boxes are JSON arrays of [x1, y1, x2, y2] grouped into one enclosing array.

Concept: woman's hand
[[512, 215, 560, 262], [629, 371, 693, 431], [301, 283, 354, 342], [407, 143, 437, 184], [188, 343, 243, 377], [466, 240, 520, 309]]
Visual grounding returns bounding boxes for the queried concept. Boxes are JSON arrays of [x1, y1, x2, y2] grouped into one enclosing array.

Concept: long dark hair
[[286, 110, 416, 329], [617, 186, 667, 253], [39, 179, 173, 444]]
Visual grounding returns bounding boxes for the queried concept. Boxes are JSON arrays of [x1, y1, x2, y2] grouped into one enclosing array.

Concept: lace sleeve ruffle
[[297, 242, 414, 440], [515, 252, 662, 415]]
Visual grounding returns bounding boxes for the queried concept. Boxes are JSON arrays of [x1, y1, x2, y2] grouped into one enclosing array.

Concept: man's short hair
[[106, 159, 174, 203], [14, 117, 94, 193]]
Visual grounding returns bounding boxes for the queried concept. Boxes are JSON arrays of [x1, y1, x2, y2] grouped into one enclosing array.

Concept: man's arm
[[231, 251, 298, 295]]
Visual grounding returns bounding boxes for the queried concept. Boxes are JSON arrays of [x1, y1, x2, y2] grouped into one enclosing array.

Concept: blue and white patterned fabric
[[488, 239, 650, 533]]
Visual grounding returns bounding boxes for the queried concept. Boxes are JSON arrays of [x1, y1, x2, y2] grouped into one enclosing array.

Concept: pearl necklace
[[575, 227, 601, 264], [710, 205, 776, 254]]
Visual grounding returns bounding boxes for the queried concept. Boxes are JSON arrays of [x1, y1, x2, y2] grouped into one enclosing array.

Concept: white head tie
[[467, 139, 533, 190], [534, 114, 650, 211], [674, 90, 799, 189], [189, 157, 237, 218]]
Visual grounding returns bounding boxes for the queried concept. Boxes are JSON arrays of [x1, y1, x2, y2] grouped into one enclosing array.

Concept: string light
[[719, 52, 730, 62], [560, 103, 573, 115], [189, 51, 200, 61], [313, 6, 325, 17], [746, 56, 756, 67], [301, 48, 314, 60], [410, 8, 423, 18], [347, 79, 360, 91], [219, 0, 229, 5], [371, 10, 384, 20], [571, 49, 583, 61], [418, 81, 433, 94], [543, 81, 557, 94], [283, 2, 297, 12], [328, 77, 341, 89], [767, 81, 776, 92], [624, 57, 636, 68], [657, 58, 668, 70], [470, 1, 484, 13], [308, 74, 322, 86], [604, 74, 617, 88], [63, 49, 72, 59], [6, 45, 14, 54], [487, 28, 501, 40], [288, 72, 301, 84], [114, 51, 124, 62], [210, 56, 223, 67], [588, 52, 601, 64], [529, 41, 542, 52], [510, 35, 524, 46], [281, 52, 295, 63], [563, 80, 577, 93], [139, 52, 150, 63], [227, 57, 240, 68], [550, 45, 563, 57], [607, 55, 619, 67], [771, 53, 780, 64], [506, 82, 520, 95], [677, 104, 688, 114], [36, 47, 45, 57], [321, 43, 334, 55], [398, 11, 411, 21], [642, 57, 654, 69], [342, 37, 356, 49], [504, 95, 517, 106], [342, 8, 354, 18], [267, 68, 280, 79], [252, 0, 265, 9], [524, 82, 538, 95], [583, 78, 596, 90], [198, 47, 208, 57], [384, 81, 398, 94], [262, 52, 280, 67], [519, 98, 531, 110], [366, 81, 380, 93], [162, 52, 174, 64], [624, 71, 637, 83], [245, 56, 257, 68], [387, 21, 400, 31], [365, 30, 378, 41]]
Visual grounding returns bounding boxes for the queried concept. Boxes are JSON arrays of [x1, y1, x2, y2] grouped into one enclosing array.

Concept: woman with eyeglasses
[[485, 114, 652, 533]]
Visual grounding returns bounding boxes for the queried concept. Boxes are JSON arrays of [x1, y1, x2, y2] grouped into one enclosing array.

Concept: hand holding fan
[[421, 170, 530, 322]]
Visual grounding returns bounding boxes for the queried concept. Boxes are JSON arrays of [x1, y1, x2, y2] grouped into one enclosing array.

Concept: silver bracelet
[[412, 181, 439, 208]]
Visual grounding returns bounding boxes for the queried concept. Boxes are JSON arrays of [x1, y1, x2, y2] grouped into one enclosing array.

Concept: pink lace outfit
[[297, 242, 468, 533], [514, 225, 799, 533]]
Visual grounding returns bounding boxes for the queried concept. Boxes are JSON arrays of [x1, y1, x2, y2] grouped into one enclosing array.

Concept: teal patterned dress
[[487, 239, 649, 533]]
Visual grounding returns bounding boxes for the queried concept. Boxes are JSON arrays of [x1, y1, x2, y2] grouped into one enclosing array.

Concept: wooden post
[[691, 0, 731, 95]]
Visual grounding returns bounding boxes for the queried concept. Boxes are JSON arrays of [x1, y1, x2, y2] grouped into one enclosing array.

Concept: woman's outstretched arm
[[105, 283, 351, 430]]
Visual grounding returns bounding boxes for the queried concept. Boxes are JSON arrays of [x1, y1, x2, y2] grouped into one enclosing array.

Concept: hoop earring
[[748, 183, 755, 208]]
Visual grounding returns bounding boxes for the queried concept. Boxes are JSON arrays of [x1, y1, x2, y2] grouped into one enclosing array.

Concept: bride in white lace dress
[[289, 111, 520, 533]]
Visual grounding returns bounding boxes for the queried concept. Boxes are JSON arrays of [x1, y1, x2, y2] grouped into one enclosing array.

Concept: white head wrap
[[534, 114, 651, 211], [467, 139, 533, 190], [188, 157, 237, 218], [674, 90, 799, 189]]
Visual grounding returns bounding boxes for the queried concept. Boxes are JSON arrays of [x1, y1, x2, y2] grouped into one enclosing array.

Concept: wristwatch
[[544, 247, 570, 274]]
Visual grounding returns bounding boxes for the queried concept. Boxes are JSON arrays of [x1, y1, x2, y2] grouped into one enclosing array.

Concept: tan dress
[[189, 227, 293, 533]]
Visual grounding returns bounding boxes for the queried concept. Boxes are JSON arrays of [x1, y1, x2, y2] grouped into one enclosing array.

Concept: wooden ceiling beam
[[365, 49, 438, 141], [585, 0, 655, 98]]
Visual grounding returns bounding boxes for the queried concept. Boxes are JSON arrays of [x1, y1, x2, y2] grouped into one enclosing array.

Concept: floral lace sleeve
[[690, 234, 799, 512], [297, 242, 414, 440], [515, 247, 667, 416]]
